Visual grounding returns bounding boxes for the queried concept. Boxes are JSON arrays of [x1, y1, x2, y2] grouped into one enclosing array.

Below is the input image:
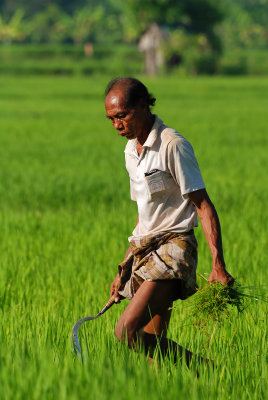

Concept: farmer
[[105, 77, 234, 364]]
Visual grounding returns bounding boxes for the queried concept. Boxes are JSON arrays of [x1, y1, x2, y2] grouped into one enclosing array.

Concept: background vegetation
[[0, 0, 268, 75]]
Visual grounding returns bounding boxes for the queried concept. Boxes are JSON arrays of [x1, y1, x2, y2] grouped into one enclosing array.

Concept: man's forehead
[[105, 88, 128, 109], [107, 94, 122, 106]]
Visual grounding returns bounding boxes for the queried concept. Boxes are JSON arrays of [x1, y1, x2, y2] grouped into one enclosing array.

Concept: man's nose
[[113, 119, 123, 130]]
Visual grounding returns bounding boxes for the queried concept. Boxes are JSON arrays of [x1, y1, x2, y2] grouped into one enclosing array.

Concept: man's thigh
[[115, 280, 177, 341]]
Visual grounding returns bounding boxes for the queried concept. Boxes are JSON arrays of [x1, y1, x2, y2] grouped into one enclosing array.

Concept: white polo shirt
[[124, 115, 205, 238]]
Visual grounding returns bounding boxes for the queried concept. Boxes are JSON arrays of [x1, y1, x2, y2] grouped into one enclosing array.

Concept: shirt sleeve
[[167, 137, 205, 199]]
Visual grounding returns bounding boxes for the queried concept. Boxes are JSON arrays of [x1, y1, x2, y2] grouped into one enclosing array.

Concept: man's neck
[[137, 114, 155, 146]]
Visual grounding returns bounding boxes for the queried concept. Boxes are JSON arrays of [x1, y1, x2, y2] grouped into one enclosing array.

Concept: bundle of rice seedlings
[[188, 278, 268, 324]]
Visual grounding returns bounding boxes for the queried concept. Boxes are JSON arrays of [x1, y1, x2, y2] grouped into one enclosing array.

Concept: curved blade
[[72, 314, 100, 357], [72, 295, 115, 358]]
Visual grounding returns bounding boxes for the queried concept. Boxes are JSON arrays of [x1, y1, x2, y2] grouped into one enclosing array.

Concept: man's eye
[[117, 113, 127, 119]]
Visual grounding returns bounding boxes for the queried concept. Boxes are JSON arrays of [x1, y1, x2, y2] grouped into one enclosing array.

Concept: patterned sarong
[[118, 231, 198, 301]]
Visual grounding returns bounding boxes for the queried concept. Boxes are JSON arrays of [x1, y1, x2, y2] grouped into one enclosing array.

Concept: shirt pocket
[[144, 169, 167, 200]]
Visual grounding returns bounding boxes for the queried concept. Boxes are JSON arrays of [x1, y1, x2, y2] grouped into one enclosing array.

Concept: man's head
[[105, 78, 156, 110], [105, 78, 156, 142]]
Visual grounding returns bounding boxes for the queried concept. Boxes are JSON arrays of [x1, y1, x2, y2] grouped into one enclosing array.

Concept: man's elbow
[[188, 188, 211, 210]]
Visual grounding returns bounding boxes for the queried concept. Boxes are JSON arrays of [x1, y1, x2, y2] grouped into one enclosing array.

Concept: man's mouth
[[120, 132, 132, 138]]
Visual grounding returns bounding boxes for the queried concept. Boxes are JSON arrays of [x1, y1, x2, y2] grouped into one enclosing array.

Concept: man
[[105, 77, 233, 364]]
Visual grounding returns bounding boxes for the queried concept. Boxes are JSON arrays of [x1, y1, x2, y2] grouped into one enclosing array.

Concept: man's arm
[[110, 217, 139, 302], [188, 189, 234, 285], [110, 246, 132, 303]]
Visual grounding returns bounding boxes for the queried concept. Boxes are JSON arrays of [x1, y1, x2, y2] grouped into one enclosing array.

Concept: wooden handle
[[105, 294, 116, 308], [98, 295, 116, 315]]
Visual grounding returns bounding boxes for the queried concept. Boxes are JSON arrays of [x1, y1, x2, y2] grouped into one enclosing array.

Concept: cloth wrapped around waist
[[118, 230, 198, 301]]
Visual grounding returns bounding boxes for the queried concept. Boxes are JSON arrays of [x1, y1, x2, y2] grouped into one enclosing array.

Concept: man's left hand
[[208, 268, 234, 286]]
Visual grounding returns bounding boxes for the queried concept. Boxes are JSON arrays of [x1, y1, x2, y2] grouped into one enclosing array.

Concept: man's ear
[[138, 99, 148, 111]]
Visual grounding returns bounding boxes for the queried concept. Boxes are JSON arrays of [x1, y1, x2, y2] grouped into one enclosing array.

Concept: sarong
[[118, 231, 198, 301]]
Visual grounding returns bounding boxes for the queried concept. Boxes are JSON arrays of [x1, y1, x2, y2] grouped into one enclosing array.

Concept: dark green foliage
[[0, 0, 87, 17], [194, 54, 220, 75], [124, 0, 224, 41], [0, 0, 224, 44], [231, 0, 268, 27], [183, 0, 224, 32]]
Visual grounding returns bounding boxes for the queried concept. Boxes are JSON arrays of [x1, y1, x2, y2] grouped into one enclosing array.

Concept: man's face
[[105, 88, 147, 140]]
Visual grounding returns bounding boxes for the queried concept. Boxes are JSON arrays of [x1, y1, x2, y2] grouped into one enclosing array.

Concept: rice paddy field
[[0, 74, 267, 399]]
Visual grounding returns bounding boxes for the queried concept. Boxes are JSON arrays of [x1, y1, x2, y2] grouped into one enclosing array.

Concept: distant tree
[[0, 0, 126, 44], [28, 4, 72, 43], [0, 8, 28, 42], [123, 0, 224, 47], [233, 0, 268, 27], [0, 0, 87, 17], [69, 0, 125, 44], [219, 0, 268, 48], [71, 5, 105, 45]]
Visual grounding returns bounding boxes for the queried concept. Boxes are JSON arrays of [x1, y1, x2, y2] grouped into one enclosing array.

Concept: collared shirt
[[124, 115, 205, 238]]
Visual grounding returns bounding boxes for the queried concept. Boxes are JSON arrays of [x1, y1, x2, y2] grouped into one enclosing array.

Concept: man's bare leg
[[115, 280, 197, 365]]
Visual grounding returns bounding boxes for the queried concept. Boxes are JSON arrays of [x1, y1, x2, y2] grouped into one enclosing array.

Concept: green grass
[[0, 75, 267, 399]]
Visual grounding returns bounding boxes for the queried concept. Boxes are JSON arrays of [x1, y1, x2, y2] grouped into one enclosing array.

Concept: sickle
[[72, 295, 115, 358]]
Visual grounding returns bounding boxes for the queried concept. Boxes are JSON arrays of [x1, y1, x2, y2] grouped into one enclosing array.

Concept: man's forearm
[[188, 189, 233, 285], [197, 198, 226, 271]]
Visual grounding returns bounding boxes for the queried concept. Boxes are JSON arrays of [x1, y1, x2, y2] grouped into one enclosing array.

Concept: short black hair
[[105, 77, 156, 109]]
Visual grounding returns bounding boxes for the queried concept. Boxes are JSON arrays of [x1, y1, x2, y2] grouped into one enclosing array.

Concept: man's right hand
[[110, 273, 121, 303]]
